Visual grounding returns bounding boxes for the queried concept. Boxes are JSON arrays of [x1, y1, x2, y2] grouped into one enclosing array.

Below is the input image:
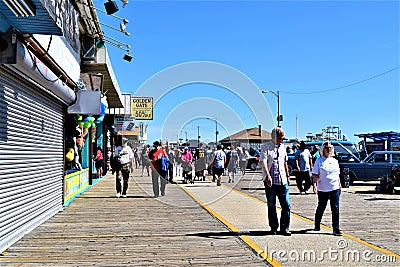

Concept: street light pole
[[206, 117, 218, 145], [192, 124, 201, 147], [261, 90, 281, 127], [180, 130, 188, 145], [197, 125, 200, 148]]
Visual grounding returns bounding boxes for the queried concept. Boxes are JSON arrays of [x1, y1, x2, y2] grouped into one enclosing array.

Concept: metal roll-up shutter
[[0, 66, 65, 252]]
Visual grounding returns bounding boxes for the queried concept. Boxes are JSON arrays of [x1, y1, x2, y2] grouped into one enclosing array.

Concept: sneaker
[[122, 194, 127, 198], [300, 191, 306, 195], [333, 229, 342, 236], [116, 193, 121, 198], [269, 229, 278, 235], [281, 229, 292, 236]]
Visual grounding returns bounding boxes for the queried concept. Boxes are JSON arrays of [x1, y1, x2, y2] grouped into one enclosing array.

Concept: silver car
[[339, 151, 400, 183]]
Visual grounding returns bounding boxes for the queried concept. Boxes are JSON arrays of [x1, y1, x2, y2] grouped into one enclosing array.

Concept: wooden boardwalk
[[0, 170, 269, 266], [230, 172, 400, 256]]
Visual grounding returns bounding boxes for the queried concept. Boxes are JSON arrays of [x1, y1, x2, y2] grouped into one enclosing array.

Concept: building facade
[[0, 0, 125, 252]]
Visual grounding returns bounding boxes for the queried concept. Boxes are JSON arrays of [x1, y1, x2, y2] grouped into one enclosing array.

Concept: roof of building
[[355, 131, 400, 142], [220, 127, 272, 142]]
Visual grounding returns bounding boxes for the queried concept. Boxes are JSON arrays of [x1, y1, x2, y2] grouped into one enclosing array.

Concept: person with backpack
[[148, 141, 169, 197]]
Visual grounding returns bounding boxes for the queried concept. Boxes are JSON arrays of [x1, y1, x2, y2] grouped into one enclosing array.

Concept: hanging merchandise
[[66, 148, 75, 162], [91, 127, 96, 142]]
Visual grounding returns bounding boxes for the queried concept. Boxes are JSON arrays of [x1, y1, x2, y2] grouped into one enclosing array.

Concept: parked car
[[287, 141, 363, 176], [339, 151, 400, 184], [246, 147, 260, 171], [306, 141, 364, 162]]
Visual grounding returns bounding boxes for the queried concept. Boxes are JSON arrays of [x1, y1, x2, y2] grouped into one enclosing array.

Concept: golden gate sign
[[131, 97, 153, 120]]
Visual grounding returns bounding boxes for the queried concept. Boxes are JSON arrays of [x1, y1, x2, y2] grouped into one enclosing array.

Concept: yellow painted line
[[342, 233, 400, 260], [179, 184, 283, 266], [226, 184, 400, 259]]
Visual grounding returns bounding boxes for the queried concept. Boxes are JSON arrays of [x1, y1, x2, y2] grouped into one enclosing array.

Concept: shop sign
[[132, 97, 153, 120], [114, 116, 137, 135]]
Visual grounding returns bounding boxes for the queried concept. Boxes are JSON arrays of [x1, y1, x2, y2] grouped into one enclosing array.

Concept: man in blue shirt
[[260, 127, 291, 236], [210, 145, 226, 186]]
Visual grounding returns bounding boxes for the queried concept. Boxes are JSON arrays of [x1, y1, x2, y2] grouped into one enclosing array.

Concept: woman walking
[[311, 141, 342, 236]]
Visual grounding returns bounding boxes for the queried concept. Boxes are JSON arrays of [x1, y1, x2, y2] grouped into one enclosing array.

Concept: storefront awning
[[0, 0, 70, 35], [81, 47, 123, 108]]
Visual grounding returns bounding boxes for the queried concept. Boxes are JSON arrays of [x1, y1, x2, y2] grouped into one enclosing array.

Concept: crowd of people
[[128, 142, 251, 186], [105, 140, 252, 197], [101, 125, 342, 237]]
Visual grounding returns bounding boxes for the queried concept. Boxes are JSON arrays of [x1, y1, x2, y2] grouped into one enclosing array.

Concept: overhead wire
[[280, 66, 399, 95], [248, 66, 400, 127]]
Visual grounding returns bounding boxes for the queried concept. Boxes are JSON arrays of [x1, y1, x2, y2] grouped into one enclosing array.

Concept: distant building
[[220, 127, 271, 150], [306, 126, 348, 142]]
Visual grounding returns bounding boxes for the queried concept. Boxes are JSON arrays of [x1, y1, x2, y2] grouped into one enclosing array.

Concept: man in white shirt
[[114, 138, 135, 198], [260, 127, 291, 236]]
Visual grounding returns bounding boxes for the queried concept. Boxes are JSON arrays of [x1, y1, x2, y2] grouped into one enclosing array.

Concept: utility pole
[[261, 90, 282, 127]]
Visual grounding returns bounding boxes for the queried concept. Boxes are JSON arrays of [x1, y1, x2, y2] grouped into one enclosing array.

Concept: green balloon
[[76, 114, 82, 121], [78, 121, 84, 126], [84, 121, 91, 128], [89, 117, 95, 123]]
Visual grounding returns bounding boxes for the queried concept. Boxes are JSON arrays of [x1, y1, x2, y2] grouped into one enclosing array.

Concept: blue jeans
[[315, 189, 340, 230], [265, 183, 291, 231]]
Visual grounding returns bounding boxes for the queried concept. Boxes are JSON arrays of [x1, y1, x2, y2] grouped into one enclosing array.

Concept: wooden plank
[[0, 171, 269, 266]]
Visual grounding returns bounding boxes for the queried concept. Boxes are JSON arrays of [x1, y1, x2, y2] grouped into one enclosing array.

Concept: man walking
[[295, 141, 313, 194], [260, 127, 291, 236], [148, 141, 169, 197], [114, 138, 135, 198], [210, 145, 226, 186]]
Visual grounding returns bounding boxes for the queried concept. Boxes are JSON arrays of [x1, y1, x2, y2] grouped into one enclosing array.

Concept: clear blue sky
[[95, 0, 399, 144]]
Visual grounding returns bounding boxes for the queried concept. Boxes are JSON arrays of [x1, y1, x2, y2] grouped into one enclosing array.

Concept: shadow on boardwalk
[[0, 171, 268, 266]]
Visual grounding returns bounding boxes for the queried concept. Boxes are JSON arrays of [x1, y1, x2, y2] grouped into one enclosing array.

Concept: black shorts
[[95, 159, 103, 169], [212, 167, 224, 176]]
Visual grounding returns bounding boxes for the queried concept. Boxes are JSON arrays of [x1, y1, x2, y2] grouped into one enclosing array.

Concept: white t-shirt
[[311, 156, 340, 192], [295, 149, 312, 171], [114, 145, 134, 165]]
